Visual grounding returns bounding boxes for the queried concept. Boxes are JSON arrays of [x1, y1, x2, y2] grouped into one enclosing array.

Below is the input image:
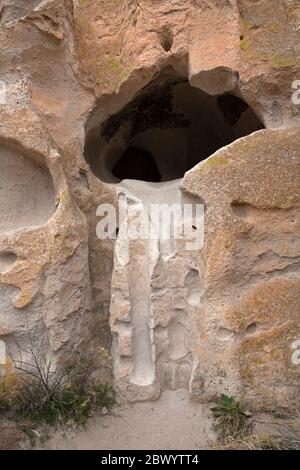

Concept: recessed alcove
[[112, 146, 162, 182], [84, 69, 264, 184], [84, 70, 265, 399], [0, 145, 55, 235]]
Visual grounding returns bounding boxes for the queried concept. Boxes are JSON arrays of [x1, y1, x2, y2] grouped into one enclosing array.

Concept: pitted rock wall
[[0, 0, 299, 410]]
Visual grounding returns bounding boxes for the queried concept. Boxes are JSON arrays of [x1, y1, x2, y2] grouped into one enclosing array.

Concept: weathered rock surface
[[182, 129, 300, 409], [0, 0, 299, 411]]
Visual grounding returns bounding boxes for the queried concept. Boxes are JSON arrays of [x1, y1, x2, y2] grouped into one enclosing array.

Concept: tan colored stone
[[182, 129, 300, 409], [0, 0, 299, 413], [189, 6, 240, 95]]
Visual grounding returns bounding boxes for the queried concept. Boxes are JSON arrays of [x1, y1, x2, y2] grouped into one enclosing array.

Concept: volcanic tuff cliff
[[0, 0, 300, 409]]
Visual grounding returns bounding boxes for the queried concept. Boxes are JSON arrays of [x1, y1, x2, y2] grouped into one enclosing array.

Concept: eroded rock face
[[182, 129, 300, 409], [0, 0, 299, 410]]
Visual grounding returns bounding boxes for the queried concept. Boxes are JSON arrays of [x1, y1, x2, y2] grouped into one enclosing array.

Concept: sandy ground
[[44, 390, 214, 450], [0, 419, 31, 450]]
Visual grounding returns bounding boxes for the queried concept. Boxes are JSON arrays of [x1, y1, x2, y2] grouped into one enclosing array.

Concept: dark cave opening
[[112, 146, 162, 182], [85, 70, 264, 184]]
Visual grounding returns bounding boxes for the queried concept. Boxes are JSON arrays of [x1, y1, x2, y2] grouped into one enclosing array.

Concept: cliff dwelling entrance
[[85, 70, 264, 184], [84, 69, 265, 401]]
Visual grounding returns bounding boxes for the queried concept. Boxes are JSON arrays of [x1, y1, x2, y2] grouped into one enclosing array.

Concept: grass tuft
[[14, 378, 115, 426], [211, 394, 300, 450], [211, 394, 252, 442]]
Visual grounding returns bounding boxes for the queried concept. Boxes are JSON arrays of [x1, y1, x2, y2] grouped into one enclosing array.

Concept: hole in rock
[[246, 323, 258, 335], [0, 146, 55, 234], [85, 69, 264, 184], [217, 327, 236, 341], [158, 25, 174, 52], [112, 147, 162, 182], [0, 251, 17, 273]]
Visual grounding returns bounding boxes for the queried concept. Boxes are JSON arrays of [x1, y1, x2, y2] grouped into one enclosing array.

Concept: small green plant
[[212, 394, 251, 441]]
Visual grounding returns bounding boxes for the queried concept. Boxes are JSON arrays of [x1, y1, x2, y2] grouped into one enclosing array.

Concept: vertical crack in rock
[[129, 230, 156, 387], [110, 188, 159, 400], [110, 180, 204, 401]]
